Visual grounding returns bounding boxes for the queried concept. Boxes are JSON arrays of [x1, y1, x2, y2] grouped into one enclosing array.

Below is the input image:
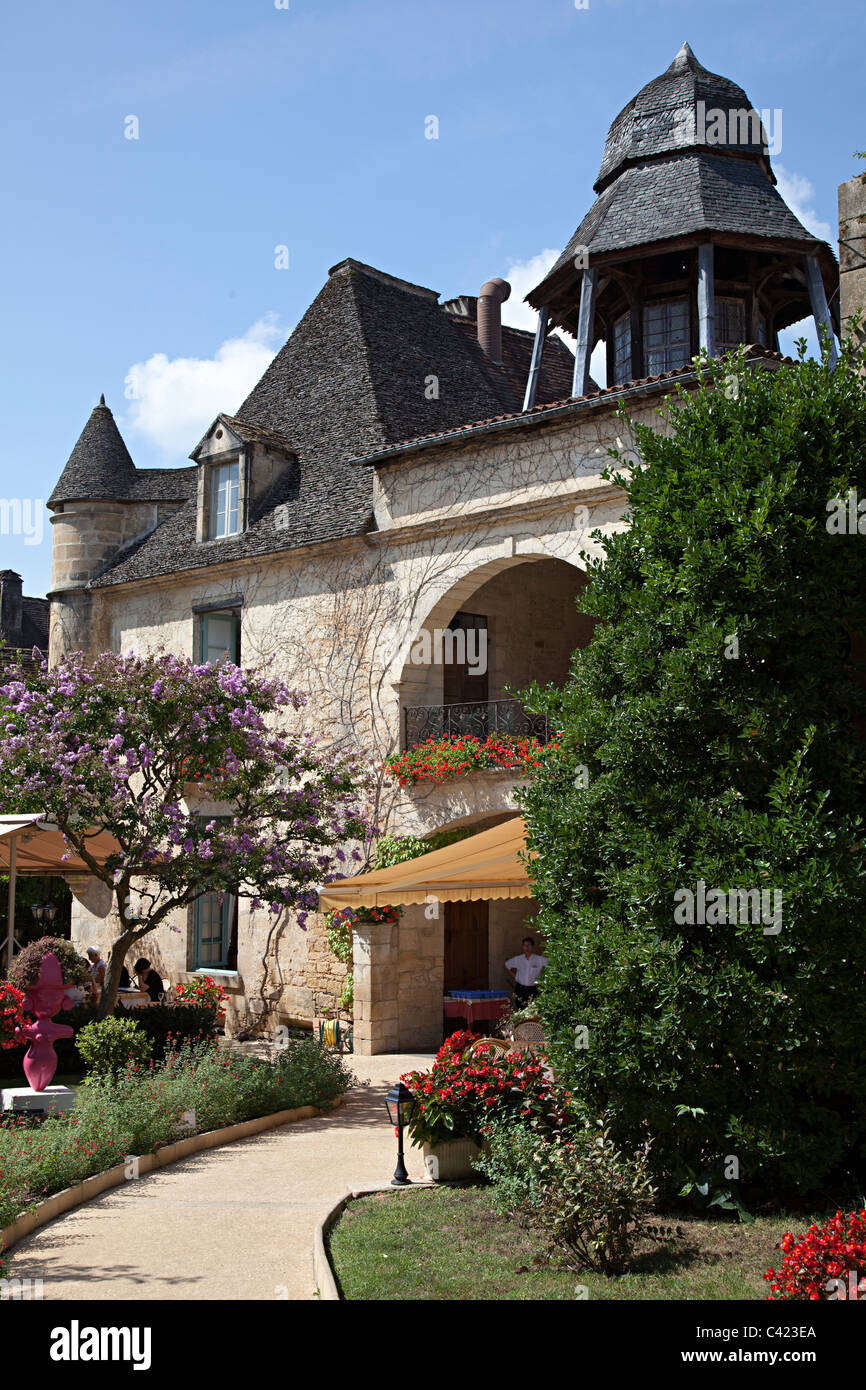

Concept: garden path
[[6, 1052, 435, 1301]]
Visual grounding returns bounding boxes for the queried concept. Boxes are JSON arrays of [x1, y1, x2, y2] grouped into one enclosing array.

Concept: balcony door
[[444, 900, 489, 991], [443, 612, 488, 738]]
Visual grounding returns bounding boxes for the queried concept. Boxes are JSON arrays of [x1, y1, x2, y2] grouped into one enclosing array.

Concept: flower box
[[420, 1137, 481, 1182]]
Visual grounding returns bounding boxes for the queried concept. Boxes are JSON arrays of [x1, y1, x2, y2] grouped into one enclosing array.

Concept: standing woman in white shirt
[[505, 936, 548, 1005]]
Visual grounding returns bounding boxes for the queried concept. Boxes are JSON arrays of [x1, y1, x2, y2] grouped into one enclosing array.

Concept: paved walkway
[[7, 1053, 435, 1301]]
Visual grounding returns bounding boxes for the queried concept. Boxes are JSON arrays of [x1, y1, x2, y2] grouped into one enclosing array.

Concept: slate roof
[[528, 43, 833, 310], [595, 41, 772, 193], [48, 397, 193, 508], [343, 343, 794, 467], [190, 414, 297, 461], [547, 151, 818, 274], [20, 596, 49, 650], [87, 260, 576, 589]]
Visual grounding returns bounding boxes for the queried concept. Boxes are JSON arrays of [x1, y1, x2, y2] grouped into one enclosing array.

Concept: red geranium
[[383, 735, 558, 788], [400, 1029, 567, 1147], [765, 1210, 866, 1300], [0, 980, 28, 1050]]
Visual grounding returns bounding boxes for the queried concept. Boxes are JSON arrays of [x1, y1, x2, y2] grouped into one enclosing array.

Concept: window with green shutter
[[192, 815, 238, 970], [199, 610, 240, 665], [193, 889, 238, 969]]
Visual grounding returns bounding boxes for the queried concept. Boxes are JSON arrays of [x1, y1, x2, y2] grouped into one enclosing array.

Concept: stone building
[[47, 45, 841, 1052], [0, 570, 48, 662]]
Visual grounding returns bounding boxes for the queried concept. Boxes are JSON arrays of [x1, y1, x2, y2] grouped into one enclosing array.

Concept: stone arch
[[392, 550, 593, 732]]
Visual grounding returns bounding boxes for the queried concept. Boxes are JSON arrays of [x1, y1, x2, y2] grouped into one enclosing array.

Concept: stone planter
[[420, 1137, 481, 1182]]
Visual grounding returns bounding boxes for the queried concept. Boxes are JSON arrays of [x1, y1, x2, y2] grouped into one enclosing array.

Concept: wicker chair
[[467, 1036, 511, 1059], [510, 1018, 546, 1055]]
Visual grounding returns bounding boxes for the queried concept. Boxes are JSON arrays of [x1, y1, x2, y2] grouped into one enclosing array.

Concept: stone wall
[[839, 173, 866, 344]]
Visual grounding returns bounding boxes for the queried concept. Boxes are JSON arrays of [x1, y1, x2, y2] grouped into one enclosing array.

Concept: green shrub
[[0, 1000, 217, 1081], [478, 1115, 656, 1275], [519, 342, 866, 1198], [371, 827, 475, 868], [473, 1117, 541, 1218], [77, 1016, 153, 1080], [121, 1003, 217, 1060], [529, 1120, 656, 1275]]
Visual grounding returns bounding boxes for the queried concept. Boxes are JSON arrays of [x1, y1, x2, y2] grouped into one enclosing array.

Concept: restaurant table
[[443, 996, 510, 1029], [117, 990, 151, 1010]]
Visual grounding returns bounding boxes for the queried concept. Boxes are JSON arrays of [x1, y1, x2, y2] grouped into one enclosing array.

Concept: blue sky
[[2, 0, 863, 598]]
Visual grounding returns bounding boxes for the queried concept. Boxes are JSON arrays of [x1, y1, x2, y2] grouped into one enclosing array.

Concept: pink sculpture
[[16, 952, 74, 1092]]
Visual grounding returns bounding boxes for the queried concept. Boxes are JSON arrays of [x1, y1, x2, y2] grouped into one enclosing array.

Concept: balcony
[[402, 697, 550, 751]]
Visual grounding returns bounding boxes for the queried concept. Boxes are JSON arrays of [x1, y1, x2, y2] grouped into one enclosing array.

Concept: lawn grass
[[328, 1185, 820, 1301]]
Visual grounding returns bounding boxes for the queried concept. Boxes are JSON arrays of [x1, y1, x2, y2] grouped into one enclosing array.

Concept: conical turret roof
[[595, 42, 773, 193], [49, 396, 137, 507]]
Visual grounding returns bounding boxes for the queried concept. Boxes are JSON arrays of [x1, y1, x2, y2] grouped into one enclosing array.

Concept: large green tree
[[520, 340, 866, 1199]]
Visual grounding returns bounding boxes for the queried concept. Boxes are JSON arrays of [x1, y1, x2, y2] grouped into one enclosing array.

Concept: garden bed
[[327, 1186, 824, 1301], [0, 1036, 352, 1234]]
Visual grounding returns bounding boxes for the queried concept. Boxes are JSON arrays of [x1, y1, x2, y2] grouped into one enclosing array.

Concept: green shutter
[[199, 611, 240, 665]]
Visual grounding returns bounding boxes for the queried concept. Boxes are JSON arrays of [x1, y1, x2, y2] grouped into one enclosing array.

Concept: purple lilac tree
[[0, 651, 370, 1016]]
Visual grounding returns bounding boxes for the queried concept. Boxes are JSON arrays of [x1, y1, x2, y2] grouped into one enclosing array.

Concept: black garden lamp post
[[384, 1080, 416, 1186]]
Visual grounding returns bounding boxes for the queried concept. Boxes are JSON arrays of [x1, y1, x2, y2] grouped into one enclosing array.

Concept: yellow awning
[[0, 815, 122, 875], [319, 815, 535, 909]]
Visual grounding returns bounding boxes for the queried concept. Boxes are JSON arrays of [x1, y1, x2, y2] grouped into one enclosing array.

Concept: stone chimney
[[0, 570, 23, 646], [839, 173, 866, 346], [477, 278, 511, 364]]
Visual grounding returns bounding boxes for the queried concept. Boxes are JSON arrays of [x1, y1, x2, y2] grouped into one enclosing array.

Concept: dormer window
[[209, 461, 240, 538], [193, 414, 296, 545]]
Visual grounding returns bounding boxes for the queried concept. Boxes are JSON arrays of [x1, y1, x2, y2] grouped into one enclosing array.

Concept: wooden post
[[5, 833, 17, 973], [522, 306, 549, 411], [697, 243, 716, 356], [805, 256, 839, 366], [572, 268, 599, 397]]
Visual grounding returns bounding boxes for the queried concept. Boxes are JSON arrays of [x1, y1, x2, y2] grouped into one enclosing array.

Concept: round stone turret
[[48, 396, 137, 662]]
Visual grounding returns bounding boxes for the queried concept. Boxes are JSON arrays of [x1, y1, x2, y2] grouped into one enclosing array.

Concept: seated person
[[134, 957, 164, 1002], [119, 964, 132, 990]]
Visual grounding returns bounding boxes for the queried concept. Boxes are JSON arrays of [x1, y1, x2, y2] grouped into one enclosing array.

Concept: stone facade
[[839, 173, 866, 345], [54, 395, 657, 1050]]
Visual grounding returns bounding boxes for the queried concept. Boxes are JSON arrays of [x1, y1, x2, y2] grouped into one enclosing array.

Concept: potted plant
[[176, 974, 227, 1023], [8, 936, 91, 994], [401, 1030, 556, 1181]]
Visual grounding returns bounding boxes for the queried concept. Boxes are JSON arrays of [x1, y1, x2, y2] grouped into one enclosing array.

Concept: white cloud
[[500, 249, 561, 333], [774, 166, 832, 243], [123, 316, 283, 457]]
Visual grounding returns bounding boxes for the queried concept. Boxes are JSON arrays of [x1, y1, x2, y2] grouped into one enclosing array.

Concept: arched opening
[[398, 555, 592, 750]]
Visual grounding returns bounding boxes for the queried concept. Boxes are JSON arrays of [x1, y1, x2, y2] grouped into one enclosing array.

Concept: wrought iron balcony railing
[[402, 697, 550, 751]]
